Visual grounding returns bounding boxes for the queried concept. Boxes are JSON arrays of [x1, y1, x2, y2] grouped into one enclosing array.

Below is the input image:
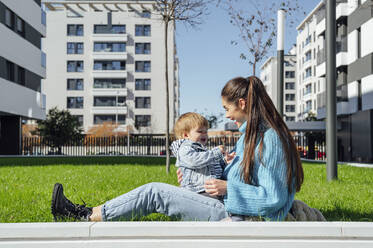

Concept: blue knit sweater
[[222, 122, 295, 221]]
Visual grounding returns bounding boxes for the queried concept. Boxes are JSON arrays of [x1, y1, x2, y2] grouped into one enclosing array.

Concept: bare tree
[[221, 0, 304, 75], [151, 0, 210, 173]]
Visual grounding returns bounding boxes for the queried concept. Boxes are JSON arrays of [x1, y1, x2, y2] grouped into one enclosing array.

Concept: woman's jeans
[[101, 182, 228, 221]]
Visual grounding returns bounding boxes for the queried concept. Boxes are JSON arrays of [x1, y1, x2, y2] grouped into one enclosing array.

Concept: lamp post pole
[[326, 0, 338, 180]]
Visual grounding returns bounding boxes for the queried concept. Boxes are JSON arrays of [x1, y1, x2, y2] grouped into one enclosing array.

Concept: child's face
[[222, 97, 247, 128], [184, 126, 208, 145]]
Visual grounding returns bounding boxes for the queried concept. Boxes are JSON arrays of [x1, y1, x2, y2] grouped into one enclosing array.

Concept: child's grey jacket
[[170, 139, 226, 193]]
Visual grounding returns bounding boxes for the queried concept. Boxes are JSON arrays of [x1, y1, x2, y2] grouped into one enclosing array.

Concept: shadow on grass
[[0, 156, 176, 167], [321, 205, 373, 222]]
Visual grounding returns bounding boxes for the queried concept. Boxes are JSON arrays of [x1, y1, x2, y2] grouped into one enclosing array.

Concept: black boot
[[51, 183, 92, 221]]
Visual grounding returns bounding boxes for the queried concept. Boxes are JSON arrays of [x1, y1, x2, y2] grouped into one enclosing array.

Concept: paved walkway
[[0, 222, 372, 247], [301, 158, 373, 168]]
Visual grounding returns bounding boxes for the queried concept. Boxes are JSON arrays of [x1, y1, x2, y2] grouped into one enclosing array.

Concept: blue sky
[[176, 0, 320, 128]]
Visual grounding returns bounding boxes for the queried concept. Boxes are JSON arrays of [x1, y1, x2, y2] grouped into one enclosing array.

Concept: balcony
[[92, 51, 127, 60], [92, 65, 128, 78], [91, 106, 128, 115], [91, 33, 128, 42], [317, 49, 325, 66], [316, 49, 326, 78], [92, 88, 128, 96], [337, 70, 347, 86], [336, 2, 349, 20]]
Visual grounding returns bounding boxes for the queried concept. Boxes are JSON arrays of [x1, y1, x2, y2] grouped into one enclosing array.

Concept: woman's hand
[[176, 168, 183, 185], [204, 179, 227, 196], [225, 152, 236, 164]]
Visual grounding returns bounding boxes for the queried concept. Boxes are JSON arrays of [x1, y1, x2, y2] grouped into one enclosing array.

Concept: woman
[[51, 76, 303, 221]]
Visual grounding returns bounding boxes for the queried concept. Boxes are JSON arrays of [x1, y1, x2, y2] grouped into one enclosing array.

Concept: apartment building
[[297, 0, 373, 162], [43, 0, 180, 134], [260, 46, 297, 121], [0, 0, 46, 155], [296, 2, 326, 121]]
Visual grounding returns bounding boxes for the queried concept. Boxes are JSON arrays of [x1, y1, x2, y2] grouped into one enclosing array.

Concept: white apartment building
[[43, 0, 180, 134], [0, 0, 46, 154], [296, 2, 326, 121], [297, 0, 373, 162], [260, 47, 297, 121]]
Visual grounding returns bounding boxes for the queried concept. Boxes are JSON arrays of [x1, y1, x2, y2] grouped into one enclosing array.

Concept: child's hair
[[173, 112, 208, 139], [221, 76, 304, 193]]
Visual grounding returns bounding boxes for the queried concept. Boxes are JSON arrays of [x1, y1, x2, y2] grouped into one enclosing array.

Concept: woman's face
[[222, 97, 247, 128]]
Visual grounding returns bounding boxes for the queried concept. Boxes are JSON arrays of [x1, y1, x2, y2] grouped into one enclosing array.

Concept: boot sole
[[51, 183, 63, 221]]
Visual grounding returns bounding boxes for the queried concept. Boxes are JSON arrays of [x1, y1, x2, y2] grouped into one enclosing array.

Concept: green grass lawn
[[0, 157, 372, 222]]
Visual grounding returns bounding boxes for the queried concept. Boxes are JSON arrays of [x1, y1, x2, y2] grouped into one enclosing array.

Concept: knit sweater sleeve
[[178, 145, 225, 170], [224, 129, 290, 217]]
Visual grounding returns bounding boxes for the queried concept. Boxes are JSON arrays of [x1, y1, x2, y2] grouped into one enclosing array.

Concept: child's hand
[[218, 145, 226, 154], [225, 152, 236, 164]]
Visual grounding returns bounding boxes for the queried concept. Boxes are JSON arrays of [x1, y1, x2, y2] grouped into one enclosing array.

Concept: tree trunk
[[164, 20, 170, 174], [252, 63, 256, 76]]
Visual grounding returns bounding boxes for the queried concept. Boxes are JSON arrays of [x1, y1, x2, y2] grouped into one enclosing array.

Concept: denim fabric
[[101, 182, 228, 221], [171, 139, 226, 193]]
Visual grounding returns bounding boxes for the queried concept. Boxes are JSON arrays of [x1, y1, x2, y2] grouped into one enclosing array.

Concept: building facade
[[43, 0, 180, 134], [296, 2, 326, 121], [260, 47, 297, 121], [0, 0, 46, 155], [297, 0, 373, 162]]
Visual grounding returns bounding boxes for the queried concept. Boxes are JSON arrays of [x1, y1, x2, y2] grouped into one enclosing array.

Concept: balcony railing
[[317, 49, 325, 65], [336, 35, 348, 53]]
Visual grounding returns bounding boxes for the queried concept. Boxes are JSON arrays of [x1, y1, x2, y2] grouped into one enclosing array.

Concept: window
[[135, 97, 151, 108], [94, 115, 115, 124], [285, 82, 295, 90], [93, 96, 126, 107], [94, 60, 125, 70], [67, 42, 84, 54], [94, 25, 126, 34], [285, 105, 295, 112], [135, 25, 151, 36], [135, 61, 151, 72], [305, 67, 312, 78], [285, 94, 295, 101], [16, 16, 25, 36], [5, 8, 12, 27], [67, 24, 83, 36], [73, 115, 83, 126], [305, 100, 312, 112], [67, 61, 84, 72], [67, 79, 84, 90], [284, 61, 290, 66], [6, 61, 15, 81], [305, 84, 312, 95], [135, 79, 151, 90], [93, 78, 126, 88], [141, 11, 151, 18], [17, 66, 25, 85], [305, 51, 312, 62], [286, 116, 295, 121], [135, 43, 151, 54], [94, 42, 126, 52], [135, 115, 151, 127], [285, 71, 295, 78], [305, 35, 311, 46], [67, 97, 83, 109]]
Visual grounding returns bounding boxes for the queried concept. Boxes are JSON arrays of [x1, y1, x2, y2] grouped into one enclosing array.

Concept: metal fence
[[21, 132, 326, 160]]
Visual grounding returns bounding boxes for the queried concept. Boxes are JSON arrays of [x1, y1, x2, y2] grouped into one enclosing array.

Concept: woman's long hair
[[221, 76, 303, 193]]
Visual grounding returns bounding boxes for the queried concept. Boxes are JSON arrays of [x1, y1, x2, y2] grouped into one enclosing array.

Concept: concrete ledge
[[0, 222, 373, 247]]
